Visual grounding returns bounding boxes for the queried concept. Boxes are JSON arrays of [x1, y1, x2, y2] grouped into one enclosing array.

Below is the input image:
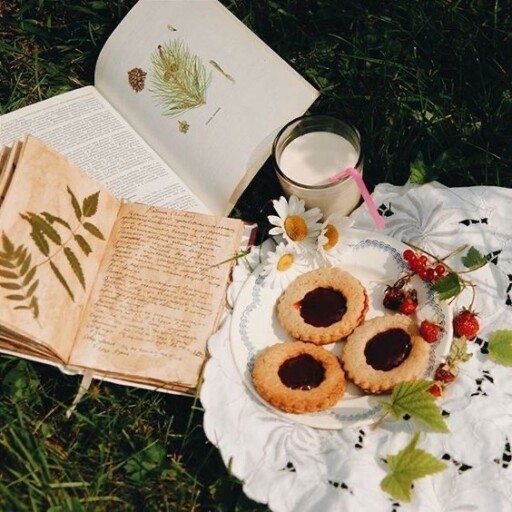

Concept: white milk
[[278, 131, 359, 185]]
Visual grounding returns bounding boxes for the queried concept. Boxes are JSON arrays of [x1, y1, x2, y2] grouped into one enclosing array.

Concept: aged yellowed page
[[69, 203, 243, 390], [0, 136, 120, 361]]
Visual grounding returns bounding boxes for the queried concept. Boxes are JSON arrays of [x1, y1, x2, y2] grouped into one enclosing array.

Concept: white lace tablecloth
[[200, 181, 512, 512]]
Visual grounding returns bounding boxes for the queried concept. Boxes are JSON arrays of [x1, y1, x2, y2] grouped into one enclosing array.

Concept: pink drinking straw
[[328, 168, 385, 230]]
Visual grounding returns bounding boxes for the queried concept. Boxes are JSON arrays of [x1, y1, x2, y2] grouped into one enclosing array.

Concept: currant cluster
[[402, 249, 446, 282]]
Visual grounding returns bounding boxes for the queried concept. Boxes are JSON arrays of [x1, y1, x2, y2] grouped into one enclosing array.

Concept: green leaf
[[82, 191, 100, 217], [124, 442, 166, 483], [1, 360, 40, 401], [379, 380, 449, 432], [381, 433, 447, 502], [74, 234, 92, 256], [488, 330, 512, 366], [433, 272, 461, 300], [67, 186, 82, 220], [64, 247, 85, 289], [409, 153, 429, 184], [50, 261, 74, 301], [83, 222, 104, 240], [461, 246, 487, 270]]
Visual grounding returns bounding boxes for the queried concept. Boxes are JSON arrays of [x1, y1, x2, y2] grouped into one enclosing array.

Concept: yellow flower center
[[323, 224, 339, 250], [284, 215, 308, 241], [277, 253, 294, 271]]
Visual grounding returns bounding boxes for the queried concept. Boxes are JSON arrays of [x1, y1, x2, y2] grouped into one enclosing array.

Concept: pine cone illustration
[[128, 67, 147, 93]]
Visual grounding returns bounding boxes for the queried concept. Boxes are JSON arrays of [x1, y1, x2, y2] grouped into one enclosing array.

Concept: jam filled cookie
[[277, 267, 368, 345], [251, 341, 346, 414], [341, 314, 430, 394]]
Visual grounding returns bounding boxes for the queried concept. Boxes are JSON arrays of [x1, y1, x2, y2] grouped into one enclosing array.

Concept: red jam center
[[299, 287, 347, 327], [278, 354, 326, 390], [364, 328, 412, 371]]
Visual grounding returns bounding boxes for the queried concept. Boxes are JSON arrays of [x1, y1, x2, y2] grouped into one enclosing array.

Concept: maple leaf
[[381, 432, 447, 502]]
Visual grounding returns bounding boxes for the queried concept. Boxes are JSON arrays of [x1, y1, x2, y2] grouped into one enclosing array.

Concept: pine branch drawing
[[150, 39, 212, 116], [0, 187, 105, 319]]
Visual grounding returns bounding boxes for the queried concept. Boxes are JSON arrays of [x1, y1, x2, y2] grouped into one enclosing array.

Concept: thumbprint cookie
[[277, 267, 368, 345], [251, 341, 346, 414], [341, 314, 430, 394]]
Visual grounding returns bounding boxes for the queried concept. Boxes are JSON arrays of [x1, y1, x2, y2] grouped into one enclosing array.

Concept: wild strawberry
[[434, 364, 456, 384], [399, 297, 417, 315], [383, 286, 405, 311], [453, 308, 480, 339], [428, 382, 443, 398], [420, 320, 441, 343]]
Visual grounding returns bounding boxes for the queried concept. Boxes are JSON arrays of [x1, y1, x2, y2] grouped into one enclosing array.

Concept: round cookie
[[277, 267, 368, 345], [251, 341, 346, 414], [341, 314, 430, 394]]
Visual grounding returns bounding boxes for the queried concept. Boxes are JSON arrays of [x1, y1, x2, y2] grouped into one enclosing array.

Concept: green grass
[[0, 0, 511, 510]]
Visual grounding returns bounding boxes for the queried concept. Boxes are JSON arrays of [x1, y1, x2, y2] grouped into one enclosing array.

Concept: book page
[[94, 0, 319, 216], [69, 203, 243, 390], [0, 136, 120, 361], [0, 87, 209, 214]]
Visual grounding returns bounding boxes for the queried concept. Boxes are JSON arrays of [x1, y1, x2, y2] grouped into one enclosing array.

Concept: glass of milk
[[272, 115, 363, 218]]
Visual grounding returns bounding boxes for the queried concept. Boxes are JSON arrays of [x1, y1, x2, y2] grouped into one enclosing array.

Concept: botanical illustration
[[0, 187, 105, 319], [149, 39, 212, 116]]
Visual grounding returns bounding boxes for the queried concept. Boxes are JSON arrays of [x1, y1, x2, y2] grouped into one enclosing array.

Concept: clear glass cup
[[272, 114, 364, 218]]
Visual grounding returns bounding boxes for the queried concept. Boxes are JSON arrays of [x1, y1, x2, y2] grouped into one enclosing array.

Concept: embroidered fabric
[[200, 181, 512, 512]]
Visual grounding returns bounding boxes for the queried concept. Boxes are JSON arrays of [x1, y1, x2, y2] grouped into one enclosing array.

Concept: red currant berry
[[403, 249, 415, 262], [425, 268, 436, 282], [417, 255, 428, 268], [435, 264, 446, 277]]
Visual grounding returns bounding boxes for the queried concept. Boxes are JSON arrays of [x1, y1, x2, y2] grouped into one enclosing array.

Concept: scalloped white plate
[[230, 229, 452, 429]]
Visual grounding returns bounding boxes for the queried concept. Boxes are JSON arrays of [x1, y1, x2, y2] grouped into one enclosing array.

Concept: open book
[[0, 136, 244, 394], [0, 0, 318, 216]]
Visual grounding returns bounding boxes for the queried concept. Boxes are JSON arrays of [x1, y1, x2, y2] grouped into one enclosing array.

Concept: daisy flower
[[260, 242, 311, 289], [317, 212, 353, 265], [268, 195, 323, 253]]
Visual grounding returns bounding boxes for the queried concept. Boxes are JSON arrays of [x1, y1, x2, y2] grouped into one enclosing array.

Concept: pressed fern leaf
[[0, 269, 18, 279], [74, 234, 92, 256], [50, 261, 74, 301], [29, 228, 50, 257], [83, 222, 104, 240], [67, 186, 82, 220], [2, 232, 14, 254], [22, 266, 36, 287], [82, 191, 100, 217], [64, 247, 85, 289], [41, 211, 71, 230], [22, 213, 62, 246]]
